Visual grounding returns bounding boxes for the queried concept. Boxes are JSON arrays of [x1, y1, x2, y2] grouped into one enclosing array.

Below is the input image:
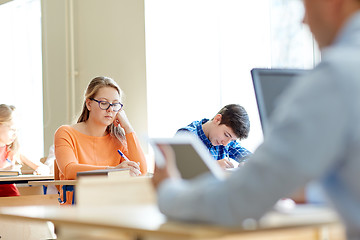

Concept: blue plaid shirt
[[177, 119, 251, 162]]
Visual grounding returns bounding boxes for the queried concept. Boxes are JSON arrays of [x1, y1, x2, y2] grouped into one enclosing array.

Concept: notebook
[[251, 68, 307, 135], [150, 134, 226, 180], [0, 170, 20, 176], [77, 168, 131, 178]]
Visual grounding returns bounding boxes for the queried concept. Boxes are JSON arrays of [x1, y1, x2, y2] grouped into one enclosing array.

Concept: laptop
[[251, 68, 307, 134], [150, 134, 226, 180]]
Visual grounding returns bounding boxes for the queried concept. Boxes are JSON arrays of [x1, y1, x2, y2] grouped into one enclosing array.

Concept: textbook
[[77, 168, 131, 178], [0, 170, 20, 177]]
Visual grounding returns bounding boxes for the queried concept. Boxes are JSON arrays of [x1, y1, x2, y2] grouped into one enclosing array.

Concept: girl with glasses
[[0, 104, 50, 197], [54, 77, 147, 194]]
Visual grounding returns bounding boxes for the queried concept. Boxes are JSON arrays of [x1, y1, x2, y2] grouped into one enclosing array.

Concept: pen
[[117, 149, 130, 162]]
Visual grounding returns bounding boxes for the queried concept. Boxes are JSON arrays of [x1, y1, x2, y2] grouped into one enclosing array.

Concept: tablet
[[150, 134, 226, 180]]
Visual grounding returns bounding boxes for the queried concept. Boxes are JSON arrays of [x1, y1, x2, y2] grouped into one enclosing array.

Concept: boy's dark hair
[[216, 104, 250, 140]]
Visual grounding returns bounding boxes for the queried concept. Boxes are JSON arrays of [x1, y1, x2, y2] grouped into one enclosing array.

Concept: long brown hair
[[0, 104, 19, 153], [78, 76, 126, 144]]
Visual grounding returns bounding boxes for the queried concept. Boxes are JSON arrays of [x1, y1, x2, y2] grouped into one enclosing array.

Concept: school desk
[[0, 203, 345, 240], [0, 174, 54, 184], [0, 174, 54, 196], [27, 179, 77, 186]]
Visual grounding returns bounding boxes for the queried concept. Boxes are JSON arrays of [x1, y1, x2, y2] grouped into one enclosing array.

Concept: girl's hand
[[33, 164, 51, 175], [12, 164, 22, 173], [113, 110, 134, 134], [1, 164, 13, 171], [1, 160, 21, 172], [111, 161, 141, 176]]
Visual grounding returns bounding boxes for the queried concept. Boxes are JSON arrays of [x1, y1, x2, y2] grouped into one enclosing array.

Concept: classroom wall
[[41, 0, 148, 156]]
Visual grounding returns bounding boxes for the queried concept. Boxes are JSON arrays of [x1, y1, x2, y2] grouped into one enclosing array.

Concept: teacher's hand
[[152, 144, 181, 190]]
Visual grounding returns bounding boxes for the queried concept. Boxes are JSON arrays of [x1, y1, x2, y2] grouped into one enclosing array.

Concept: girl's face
[[86, 87, 121, 127], [0, 120, 17, 146]]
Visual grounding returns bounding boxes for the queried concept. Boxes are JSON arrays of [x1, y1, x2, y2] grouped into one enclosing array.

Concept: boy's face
[[208, 114, 238, 146]]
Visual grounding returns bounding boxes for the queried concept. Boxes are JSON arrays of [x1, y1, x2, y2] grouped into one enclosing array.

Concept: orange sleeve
[[54, 126, 107, 180], [123, 132, 147, 175]]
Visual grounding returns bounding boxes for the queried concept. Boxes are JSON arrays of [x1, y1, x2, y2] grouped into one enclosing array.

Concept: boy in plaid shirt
[[177, 104, 251, 169]]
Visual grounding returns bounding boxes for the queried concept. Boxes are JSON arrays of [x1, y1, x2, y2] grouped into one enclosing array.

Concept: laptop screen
[[251, 68, 307, 135]]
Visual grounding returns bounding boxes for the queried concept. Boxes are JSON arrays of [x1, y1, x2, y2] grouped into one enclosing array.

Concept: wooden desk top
[[0, 175, 54, 184], [27, 180, 77, 186], [0, 204, 341, 239]]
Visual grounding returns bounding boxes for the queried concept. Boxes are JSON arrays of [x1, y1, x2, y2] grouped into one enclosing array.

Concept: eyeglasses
[[90, 98, 123, 112]]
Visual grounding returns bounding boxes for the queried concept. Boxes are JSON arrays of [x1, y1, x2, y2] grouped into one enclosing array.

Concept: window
[[0, 0, 43, 159], [145, 0, 319, 151]]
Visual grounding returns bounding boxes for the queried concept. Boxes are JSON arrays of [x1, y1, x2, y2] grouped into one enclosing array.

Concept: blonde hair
[[78, 76, 126, 144], [0, 104, 19, 153]]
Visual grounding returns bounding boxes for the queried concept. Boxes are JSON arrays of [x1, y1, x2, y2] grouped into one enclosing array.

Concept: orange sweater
[[54, 125, 147, 180]]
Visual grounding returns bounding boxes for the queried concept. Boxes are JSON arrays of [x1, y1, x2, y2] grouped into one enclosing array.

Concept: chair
[[54, 160, 75, 205], [54, 160, 60, 192]]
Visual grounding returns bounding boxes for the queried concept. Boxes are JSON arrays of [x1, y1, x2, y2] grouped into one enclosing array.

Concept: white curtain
[[0, 0, 44, 160]]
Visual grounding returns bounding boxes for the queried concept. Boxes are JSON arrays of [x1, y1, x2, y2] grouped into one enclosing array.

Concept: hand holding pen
[[117, 150, 131, 162], [6, 158, 13, 166], [3, 158, 21, 172], [114, 149, 141, 176], [217, 158, 235, 169], [1, 159, 14, 171]]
